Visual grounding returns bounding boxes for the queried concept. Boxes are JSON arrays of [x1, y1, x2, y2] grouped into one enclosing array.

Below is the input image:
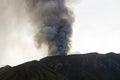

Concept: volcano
[[0, 52, 120, 80]]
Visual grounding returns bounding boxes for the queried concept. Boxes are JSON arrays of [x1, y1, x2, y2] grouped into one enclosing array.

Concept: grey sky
[[71, 0, 120, 53]]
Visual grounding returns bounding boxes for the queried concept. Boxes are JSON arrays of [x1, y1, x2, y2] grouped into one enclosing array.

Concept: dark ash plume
[[26, 0, 74, 56]]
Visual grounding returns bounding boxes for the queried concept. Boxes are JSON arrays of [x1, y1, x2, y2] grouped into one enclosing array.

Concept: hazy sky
[[0, 0, 120, 66], [71, 0, 120, 53]]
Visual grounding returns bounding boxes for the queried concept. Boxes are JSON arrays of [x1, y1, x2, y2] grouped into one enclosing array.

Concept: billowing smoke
[[26, 0, 74, 56]]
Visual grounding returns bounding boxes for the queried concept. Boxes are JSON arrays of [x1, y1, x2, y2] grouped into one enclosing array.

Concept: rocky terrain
[[0, 52, 120, 80]]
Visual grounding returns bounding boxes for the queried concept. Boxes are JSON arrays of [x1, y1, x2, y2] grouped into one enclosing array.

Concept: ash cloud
[[26, 0, 74, 56]]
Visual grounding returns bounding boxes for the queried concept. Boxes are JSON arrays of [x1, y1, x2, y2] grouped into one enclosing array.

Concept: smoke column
[[26, 0, 74, 56]]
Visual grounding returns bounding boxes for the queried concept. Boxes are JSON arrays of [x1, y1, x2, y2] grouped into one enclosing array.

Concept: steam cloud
[[26, 0, 74, 56]]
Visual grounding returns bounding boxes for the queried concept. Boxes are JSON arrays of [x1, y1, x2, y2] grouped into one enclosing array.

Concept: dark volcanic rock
[[0, 53, 120, 80]]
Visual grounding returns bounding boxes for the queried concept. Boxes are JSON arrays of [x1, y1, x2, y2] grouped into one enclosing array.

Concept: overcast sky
[[0, 0, 120, 66], [71, 0, 120, 53]]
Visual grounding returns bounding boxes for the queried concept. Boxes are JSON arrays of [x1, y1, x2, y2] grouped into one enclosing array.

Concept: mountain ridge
[[0, 52, 120, 80]]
